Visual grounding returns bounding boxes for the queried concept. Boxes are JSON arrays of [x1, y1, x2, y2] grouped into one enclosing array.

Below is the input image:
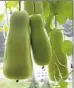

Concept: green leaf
[[55, 81, 68, 88], [59, 81, 68, 88], [49, 1, 61, 15], [48, 1, 72, 24], [56, 14, 67, 24], [56, 1, 72, 24], [62, 40, 73, 56], [0, 14, 4, 22], [6, 1, 18, 10]]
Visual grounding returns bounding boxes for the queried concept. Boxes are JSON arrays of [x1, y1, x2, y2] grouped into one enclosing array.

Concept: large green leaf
[[49, 0, 72, 24], [49, 1, 61, 15], [56, 1, 73, 24], [6, 1, 18, 10], [62, 40, 73, 56]]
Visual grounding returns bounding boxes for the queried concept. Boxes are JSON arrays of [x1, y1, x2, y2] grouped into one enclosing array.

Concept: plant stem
[[42, 66, 44, 69], [55, 15, 57, 29], [16, 80, 19, 82], [19, 0, 21, 11], [53, 69, 74, 86], [46, 14, 53, 34], [33, 1, 35, 14]]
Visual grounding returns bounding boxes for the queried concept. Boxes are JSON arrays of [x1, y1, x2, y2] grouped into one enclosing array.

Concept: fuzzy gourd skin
[[3, 11, 33, 80], [30, 14, 52, 65], [48, 29, 68, 81], [48, 52, 60, 81]]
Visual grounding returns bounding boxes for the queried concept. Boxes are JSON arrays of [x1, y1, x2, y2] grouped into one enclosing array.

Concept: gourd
[[3, 11, 33, 80], [48, 51, 60, 81], [48, 29, 68, 81], [30, 14, 52, 65]]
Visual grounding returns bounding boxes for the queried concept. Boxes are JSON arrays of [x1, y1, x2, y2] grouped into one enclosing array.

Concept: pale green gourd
[[3, 11, 33, 80], [48, 29, 68, 81], [30, 14, 52, 65]]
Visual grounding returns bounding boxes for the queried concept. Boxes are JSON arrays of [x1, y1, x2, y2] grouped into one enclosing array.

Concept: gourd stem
[[16, 80, 19, 82], [55, 14, 57, 29], [53, 69, 74, 87], [42, 66, 44, 69], [33, 1, 35, 14], [19, 0, 21, 11], [46, 13, 53, 34], [58, 69, 74, 86]]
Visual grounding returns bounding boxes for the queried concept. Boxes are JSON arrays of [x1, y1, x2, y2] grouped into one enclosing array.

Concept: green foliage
[[43, 0, 72, 25], [0, 14, 5, 22], [56, 1, 72, 24], [55, 80, 68, 88], [6, 1, 19, 10], [59, 81, 68, 88], [62, 40, 73, 56]]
